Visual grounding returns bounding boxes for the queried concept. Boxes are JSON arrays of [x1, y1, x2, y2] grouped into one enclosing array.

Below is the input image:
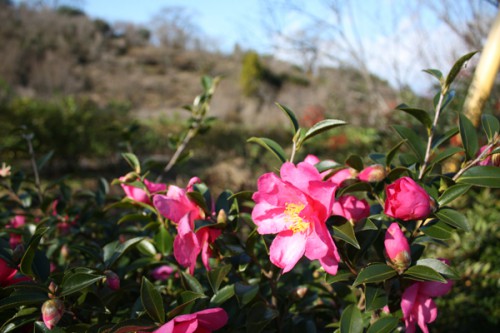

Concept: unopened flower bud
[[48, 281, 58, 299], [105, 270, 120, 290], [294, 286, 308, 299], [384, 223, 411, 274], [217, 209, 227, 224], [358, 164, 386, 182], [42, 299, 64, 329]]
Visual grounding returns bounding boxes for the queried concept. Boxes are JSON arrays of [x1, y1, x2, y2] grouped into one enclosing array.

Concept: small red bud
[[105, 270, 120, 290]]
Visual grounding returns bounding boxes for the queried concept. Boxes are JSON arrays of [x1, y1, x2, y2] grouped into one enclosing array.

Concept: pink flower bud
[[358, 164, 386, 182], [478, 145, 500, 166], [151, 265, 175, 281], [105, 270, 120, 290], [384, 223, 411, 274], [331, 195, 370, 223], [384, 177, 434, 221], [42, 299, 64, 329]]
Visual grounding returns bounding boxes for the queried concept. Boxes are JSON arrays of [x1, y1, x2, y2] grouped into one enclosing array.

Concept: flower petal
[[270, 230, 307, 273]]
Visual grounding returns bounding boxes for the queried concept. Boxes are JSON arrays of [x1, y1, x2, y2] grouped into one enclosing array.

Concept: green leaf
[[315, 160, 342, 173], [207, 264, 232, 293], [420, 220, 454, 240], [339, 304, 363, 333], [345, 154, 364, 171], [338, 181, 372, 197], [422, 69, 443, 83], [20, 226, 49, 278], [386, 140, 407, 166], [444, 51, 478, 91], [366, 317, 399, 333], [247, 137, 287, 163], [416, 258, 459, 280], [392, 125, 425, 162], [154, 225, 173, 256], [332, 219, 360, 249], [459, 113, 479, 160], [234, 283, 259, 307], [438, 183, 471, 206], [109, 320, 156, 333], [431, 147, 464, 166], [365, 285, 387, 311], [403, 265, 447, 283], [353, 264, 397, 287], [140, 277, 165, 323], [369, 153, 386, 165], [117, 213, 153, 225], [180, 271, 205, 294], [210, 284, 235, 306], [276, 103, 299, 134], [303, 119, 347, 142], [325, 271, 354, 284], [60, 273, 105, 297], [482, 114, 499, 142], [186, 191, 210, 215], [435, 208, 470, 232], [432, 127, 459, 150], [396, 104, 433, 131], [122, 152, 141, 173], [0, 293, 48, 311], [104, 237, 145, 268], [456, 166, 500, 188]]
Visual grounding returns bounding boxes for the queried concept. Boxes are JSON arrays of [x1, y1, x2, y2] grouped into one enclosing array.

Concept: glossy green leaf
[[482, 114, 499, 142], [117, 213, 153, 225], [403, 265, 447, 283], [392, 125, 425, 161], [396, 104, 432, 130], [432, 127, 459, 150], [325, 271, 354, 284], [435, 208, 470, 232], [122, 152, 141, 173], [420, 220, 453, 240], [365, 285, 388, 311], [207, 264, 232, 293], [186, 191, 210, 215], [332, 220, 360, 249], [438, 183, 471, 206], [340, 304, 363, 333], [431, 147, 464, 167], [353, 264, 397, 287], [0, 293, 48, 311], [303, 119, 347, 142], [416, 258, 459, 280], [215, 190, 234, 215], [366, 317, 399, 333], [210, 284, 235, 306], [444, 51, 478, 91], [104, 237, 145, 268], [60, 273, 105, 296], [247, 302, 279, 333], [338, 181, 372, 196], [234, 283, 259, 307], [386, 139, 407, 166], [459, 113, 479, 159], [345, 154, 364, 171], [247, 137, 287, 163], [276, 103, 299, 134], [422, 69, 443, 83], [20, 226, 49, 278], [154, 224, 173, 256], [369, 153, 386, 165], [140, 277, 165, 323], [457, 166, 500, 188], [180, 271, 205, 294]]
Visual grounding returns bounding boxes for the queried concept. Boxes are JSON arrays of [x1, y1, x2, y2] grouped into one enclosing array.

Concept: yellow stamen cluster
[[284, 203, 309, 233]]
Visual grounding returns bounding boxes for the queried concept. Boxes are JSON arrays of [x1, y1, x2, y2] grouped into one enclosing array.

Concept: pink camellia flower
[[384, 177, 434, 221], [151, 265, 175, 281], [252, 162, 340, 275], [384, 223, 411, 274], [331, 195, 370, 223], [401, 265, 454, 333], [42, 299, 65, 330], [152, 308, 228, 333], [477, 145, 500, 166], [328, 168, 358, 186], [358, 164, 386, 182], [120, 177, 167, 205], [153, 177, 221, 274], [0, 257, 30, 287]]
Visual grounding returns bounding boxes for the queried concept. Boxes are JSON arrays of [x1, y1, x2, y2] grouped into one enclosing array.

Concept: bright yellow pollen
[[284, 203, 309, 233]]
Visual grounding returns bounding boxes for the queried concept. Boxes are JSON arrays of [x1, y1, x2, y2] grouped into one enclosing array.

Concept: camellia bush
[[0, 52, 499, 333]]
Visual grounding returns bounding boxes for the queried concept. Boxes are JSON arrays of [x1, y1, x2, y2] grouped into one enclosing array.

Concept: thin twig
[[452, 136, 499, 181], [419, 92, 446, 179], [23, 134, 43, 203]]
